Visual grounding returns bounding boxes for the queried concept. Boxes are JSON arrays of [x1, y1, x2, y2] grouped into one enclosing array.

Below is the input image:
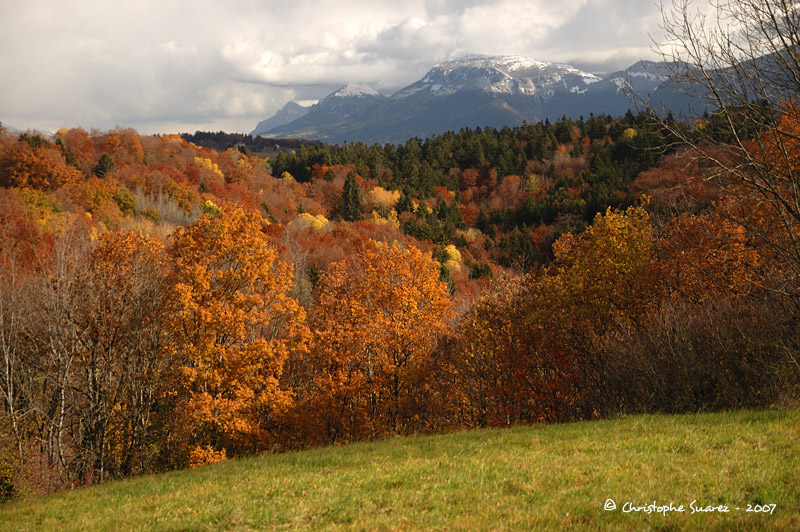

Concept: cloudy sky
[[0, 0, 668, 135]]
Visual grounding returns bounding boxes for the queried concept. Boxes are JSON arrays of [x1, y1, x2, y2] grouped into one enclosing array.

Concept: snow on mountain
[[595, 60, 675, 97], [250, 55, 704, 144], [330, 83, 380, 98], [310, 83, 384, 114], [257, 83, 384, 139], [406, 55, 601, 99]]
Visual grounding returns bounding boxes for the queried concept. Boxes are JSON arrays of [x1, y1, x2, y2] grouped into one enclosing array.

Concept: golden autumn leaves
[[163, 205, 455, 465], [84, 200, 777, 467], [2, 181, 794, 490], [451, 206, 655, 426], [0, 189, 457, 482], [3, 104, 800, 489], [168, 207, 306, 464], [296, 242, 454, 442]]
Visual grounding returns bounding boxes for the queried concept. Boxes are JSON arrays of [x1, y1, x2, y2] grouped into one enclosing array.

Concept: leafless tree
[[0, 261, 28, 462], [655, 0, 800, 301], [70, 233, 172, 481], [21, 228, 89, 489]]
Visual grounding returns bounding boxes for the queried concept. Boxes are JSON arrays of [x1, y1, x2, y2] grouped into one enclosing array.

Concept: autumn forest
[[1, 102, 799, 499]]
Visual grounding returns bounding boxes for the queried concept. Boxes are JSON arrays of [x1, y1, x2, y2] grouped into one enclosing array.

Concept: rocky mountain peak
[[328, 83, 380, 99], [403, 54, 601, 98]]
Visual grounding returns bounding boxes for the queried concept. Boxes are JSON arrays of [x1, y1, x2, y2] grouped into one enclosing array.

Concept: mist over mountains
[[251, 55, 702, 144]]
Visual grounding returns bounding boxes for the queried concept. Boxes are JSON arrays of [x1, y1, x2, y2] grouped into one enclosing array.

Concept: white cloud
[[0, 0, 666, 134]]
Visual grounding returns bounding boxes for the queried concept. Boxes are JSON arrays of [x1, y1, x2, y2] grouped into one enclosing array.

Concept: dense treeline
[[0, 111, 798, 500], [180, 131, 313, 156]]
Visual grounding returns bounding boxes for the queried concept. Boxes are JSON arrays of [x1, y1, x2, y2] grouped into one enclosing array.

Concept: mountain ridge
[[251, 101, 310, 136], [252, 55, 700, 143]]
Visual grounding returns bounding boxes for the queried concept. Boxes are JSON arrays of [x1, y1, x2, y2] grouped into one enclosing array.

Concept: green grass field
[[1, 409, 797, 531]]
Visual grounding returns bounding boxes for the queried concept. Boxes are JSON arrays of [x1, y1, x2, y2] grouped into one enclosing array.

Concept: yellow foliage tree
[[366, 186, 401, 216], [167, 205, 309, 464], [553, 205, 655, 330], [290, 212, 329, 231]]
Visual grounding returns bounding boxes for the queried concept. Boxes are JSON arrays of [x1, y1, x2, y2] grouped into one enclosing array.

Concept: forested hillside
[[0, 109, 798, 499]]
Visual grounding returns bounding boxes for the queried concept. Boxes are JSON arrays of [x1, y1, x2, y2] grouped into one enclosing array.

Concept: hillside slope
[[1, 409, 797, 531]]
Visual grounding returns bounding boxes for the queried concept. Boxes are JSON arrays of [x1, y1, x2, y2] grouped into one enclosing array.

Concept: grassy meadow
[[0, 408, 797, 531]]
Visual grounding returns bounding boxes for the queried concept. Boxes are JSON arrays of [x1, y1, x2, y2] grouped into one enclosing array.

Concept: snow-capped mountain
[[262, 83, 384, 138], [252, 55, 704, 144], [604, 60, 670, 94], [566, 60, 702, 118], [327, 83, 380, 99], [397, 55, 601, 99]]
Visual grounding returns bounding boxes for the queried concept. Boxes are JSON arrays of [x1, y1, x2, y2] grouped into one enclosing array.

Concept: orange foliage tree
[[656, 213, 761, 303], [0, 137, 82, 190], [292, 240, 454, 443], [166, 204, 308, 465], [54, 127, 95, 174]]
